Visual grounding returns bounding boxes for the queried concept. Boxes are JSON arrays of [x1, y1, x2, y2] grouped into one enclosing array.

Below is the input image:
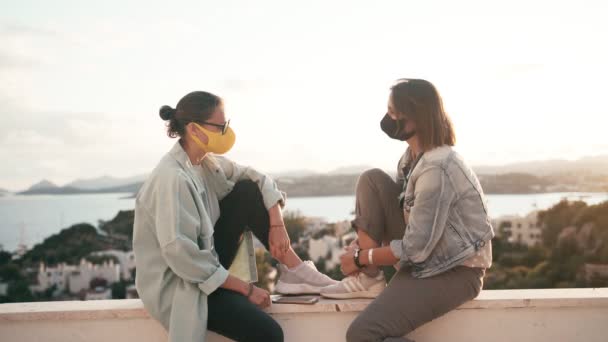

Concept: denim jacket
[[389, 145, 495, 278]]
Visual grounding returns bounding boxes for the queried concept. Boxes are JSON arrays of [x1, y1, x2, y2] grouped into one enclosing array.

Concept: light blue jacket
[[132, 141, 284, 342], [390, 145, 495, 278]]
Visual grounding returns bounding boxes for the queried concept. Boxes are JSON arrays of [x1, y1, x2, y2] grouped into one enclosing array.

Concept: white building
[[492, 211, 542, 247], [309, 235, 343, 269], [68, 259, 120, 294], [89, 250, 136, 280], [32, 263, 77, 293], [33, 259, 121, 294], [85, 287, 113, 300]]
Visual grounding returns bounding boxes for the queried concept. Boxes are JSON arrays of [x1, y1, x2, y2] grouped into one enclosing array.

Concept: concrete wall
[[1, 288, 607, 342]]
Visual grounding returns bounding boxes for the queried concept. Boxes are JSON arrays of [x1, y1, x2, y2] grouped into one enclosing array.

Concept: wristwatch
[[353, 248, 363, 269]]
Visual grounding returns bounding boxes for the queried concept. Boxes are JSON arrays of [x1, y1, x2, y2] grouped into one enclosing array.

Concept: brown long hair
[[159, 91, 222, 138], [390, 79, 455, 151]]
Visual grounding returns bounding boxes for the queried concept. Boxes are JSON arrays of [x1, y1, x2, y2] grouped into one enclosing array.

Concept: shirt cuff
[[390, 239, 405, 261], [198, 265, 230, 295], [263, 189, 286, 210]]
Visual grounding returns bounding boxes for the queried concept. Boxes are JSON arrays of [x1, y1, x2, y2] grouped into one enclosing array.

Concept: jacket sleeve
[[154, 171, 229, 295], [390, 166, 457, 264], [395, 151, 408, 192], [215, 155, 286, 210]]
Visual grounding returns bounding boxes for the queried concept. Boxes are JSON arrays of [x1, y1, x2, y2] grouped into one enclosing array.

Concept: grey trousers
[[351, 168, 407, 245], [347, 169, 485, 342]]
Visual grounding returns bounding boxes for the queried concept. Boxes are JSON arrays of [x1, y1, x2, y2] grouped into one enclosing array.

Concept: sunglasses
[[195, 119, 231, 135]]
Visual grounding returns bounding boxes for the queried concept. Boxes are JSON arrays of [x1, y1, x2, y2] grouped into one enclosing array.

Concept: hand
[[344, 238, 359, 253], [247, 285, 271, 309], [340, 249, 360, 276], [269, 224, 290, 260]]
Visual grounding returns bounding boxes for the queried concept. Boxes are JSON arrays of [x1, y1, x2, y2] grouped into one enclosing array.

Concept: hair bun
[[159, 105, 176, 120]]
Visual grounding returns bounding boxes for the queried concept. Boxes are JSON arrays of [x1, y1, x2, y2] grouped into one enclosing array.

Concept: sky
[[1, 0, 608, 191]]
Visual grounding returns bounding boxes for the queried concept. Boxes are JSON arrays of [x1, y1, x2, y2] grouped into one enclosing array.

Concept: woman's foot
[[275, 261, 339, 295], [320, 271, 386, 299]]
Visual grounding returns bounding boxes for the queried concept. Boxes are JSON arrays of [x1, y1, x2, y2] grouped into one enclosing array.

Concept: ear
[[187, 122, 209, 144]]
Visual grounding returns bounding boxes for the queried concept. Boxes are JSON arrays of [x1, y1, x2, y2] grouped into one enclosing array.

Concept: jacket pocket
[[446, 222, 467, 250]]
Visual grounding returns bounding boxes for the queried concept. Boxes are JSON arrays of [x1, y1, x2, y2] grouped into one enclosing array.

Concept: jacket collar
[[167, 140, 222, 180], [168, 140, 195, 170]]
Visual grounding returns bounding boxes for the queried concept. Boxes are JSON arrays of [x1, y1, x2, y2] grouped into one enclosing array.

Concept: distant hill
[[13, 154, 608, 198], [328, 165, 373, 175], [100, 182, 143, 194], [0, 188, 10, 196], [272, 169, 319, 179], [19, 223, 115, 266], [18, 181, 144, 195], [277, 174, 359, 197], [272, 165, 373, 179], [27, 180, 58, 191], [474, 155, 608, 176], [19, 186, 84, 195], [277, 170, 608, 197], [99, 210, 135, 243], [478, 173, 553, 194], [65, 174, 148, 190]]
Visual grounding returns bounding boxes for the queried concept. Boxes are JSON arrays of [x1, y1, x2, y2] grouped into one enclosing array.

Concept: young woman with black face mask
[[320, 79, 495, 342]]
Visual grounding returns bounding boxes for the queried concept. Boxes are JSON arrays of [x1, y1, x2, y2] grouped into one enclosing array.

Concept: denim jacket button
[[474, 240, 486, 250]]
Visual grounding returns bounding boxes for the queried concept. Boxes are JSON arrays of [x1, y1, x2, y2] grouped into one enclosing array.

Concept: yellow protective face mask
[[190, 122, 236, 155]]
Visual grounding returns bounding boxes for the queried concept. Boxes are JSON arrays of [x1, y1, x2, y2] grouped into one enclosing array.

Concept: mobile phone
[[271, 295, 319, 305]]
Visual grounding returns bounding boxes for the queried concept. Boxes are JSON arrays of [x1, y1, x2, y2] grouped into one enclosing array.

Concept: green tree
[[0, 251, 12, 266], [282, 211, 307, 243], [111, 281, 128, 299], [6, 279, 34, 303], [0, 263, 21, 282]]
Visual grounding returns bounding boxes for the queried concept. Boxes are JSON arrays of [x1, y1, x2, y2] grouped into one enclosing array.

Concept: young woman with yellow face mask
[[133, 91, 337, 342]]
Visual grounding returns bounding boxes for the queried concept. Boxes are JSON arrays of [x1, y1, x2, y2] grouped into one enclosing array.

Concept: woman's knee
[[346, 323, 362, 342], [357, 168, 391, 193], [360, 168, 388, 183], [346, 317, 376, 342], [231, 180, 265, 204], [258, 319, 284, 342], [233, 179, 259, 195]]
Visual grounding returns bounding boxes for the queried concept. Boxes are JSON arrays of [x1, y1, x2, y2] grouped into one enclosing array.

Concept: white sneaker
[[320, 271, 386, 299], [275, 261, 339, 295]]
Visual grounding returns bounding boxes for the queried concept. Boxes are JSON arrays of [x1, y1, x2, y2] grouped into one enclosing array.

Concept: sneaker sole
[[274, 281, 327, 295], [320, 290, 381, 299]]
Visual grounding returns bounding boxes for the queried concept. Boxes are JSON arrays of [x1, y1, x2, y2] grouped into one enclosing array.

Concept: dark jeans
[[207, 180, 283, 342]]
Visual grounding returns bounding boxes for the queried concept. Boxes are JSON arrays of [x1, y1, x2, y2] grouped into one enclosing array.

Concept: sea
[[1, 192, 607, 253]]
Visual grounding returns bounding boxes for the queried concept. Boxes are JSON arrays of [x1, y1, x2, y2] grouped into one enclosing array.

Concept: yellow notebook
[[228, 230, 258, 283]]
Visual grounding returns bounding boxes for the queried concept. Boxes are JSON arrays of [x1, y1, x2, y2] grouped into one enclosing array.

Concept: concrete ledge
[[1, 288, 607, 341]]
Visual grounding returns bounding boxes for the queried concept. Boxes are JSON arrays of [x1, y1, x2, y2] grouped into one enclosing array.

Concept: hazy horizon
[[3, 151, 608, 193], [2, 1, 608, 191]]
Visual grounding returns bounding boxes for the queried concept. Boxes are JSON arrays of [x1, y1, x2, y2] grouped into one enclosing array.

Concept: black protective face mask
[[380, 113, 416, 141]]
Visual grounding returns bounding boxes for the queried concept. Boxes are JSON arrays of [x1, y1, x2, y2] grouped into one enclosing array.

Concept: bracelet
[[353, 248, 363, 269], [368, 249, 374, 265], [246, 283, 254, 298], [270, 224, 285, 230]]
